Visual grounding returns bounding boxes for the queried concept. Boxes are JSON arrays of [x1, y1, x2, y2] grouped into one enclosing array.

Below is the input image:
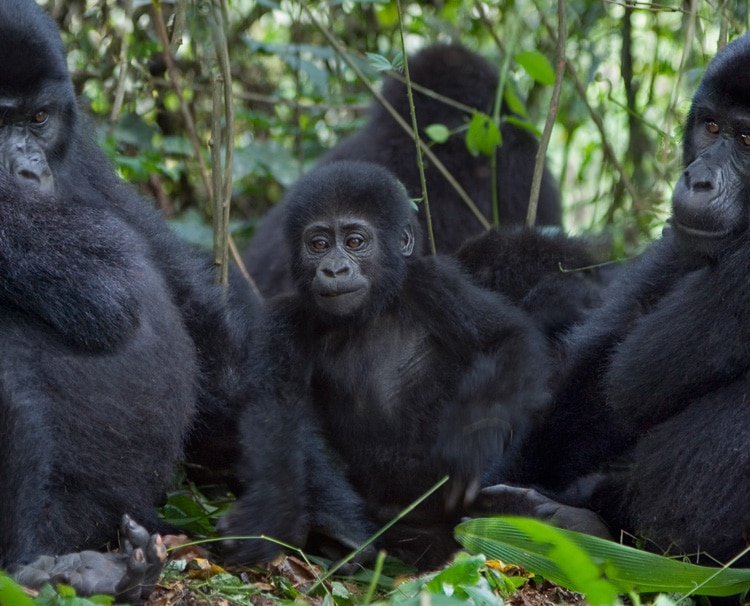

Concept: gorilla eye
[[740, 133, 750, 147], [705, 120, 720, 134], [310, 238, 329, 251], [32, 111, 48, 125], [345, 236, 364, 249]]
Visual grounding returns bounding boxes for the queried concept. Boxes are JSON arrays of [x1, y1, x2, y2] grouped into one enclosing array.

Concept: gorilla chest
[[311, 319, 445, 419]]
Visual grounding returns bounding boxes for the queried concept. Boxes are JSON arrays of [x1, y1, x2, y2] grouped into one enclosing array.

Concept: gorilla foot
[[470, 484, 612, 539], [13, 514, 167, 604]]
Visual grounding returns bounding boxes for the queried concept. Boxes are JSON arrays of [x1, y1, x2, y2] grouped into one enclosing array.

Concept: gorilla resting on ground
[[0, 0, 254, 600], [221, 161, 551, 569], [244, 43, 561, 297], [478, 33, 750, 575]]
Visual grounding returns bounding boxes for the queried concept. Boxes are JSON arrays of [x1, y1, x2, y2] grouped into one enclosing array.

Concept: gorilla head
[[671, 34, 750, 257], [284, 161, 420, 320], [0, 0, 79, 193]]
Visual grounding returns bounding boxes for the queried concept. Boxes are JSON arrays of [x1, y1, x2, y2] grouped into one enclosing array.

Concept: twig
[[396, 0, 436, 254], [527, 0, 567, 226], [532, 0, 641, 209]]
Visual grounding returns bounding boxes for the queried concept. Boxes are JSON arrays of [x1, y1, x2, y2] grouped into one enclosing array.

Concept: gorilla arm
[[410, 256, 552, 509], [0, 173, 142, 352], [604, 233, 750, 432]]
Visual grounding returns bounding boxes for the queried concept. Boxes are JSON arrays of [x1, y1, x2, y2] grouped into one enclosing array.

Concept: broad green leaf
[[460, 583, 505, 606], [456, 517, 750, 600], [425, 123, 451, 143], [466, 112, 502, 157], [391, 51, 404, 72], [515, 50, 556, 85], [457, 517, 623, 605], [0, 572, 35, 606]]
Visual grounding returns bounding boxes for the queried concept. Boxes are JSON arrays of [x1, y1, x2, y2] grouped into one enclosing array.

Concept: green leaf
[[367, 52, 395, 72], [505, 115, 542, 137], [425, 123, 451, 143], [391, 51, 404, 72], [456, 517, 750, 601], [465, 112, 502, 157], [515, 50, 556, 85], [0, 572, 35, 606], [457, 517, 621, 606], [503, 87, 527, 117], [426, 552, 485, 595], [460, 583, 505, 606]]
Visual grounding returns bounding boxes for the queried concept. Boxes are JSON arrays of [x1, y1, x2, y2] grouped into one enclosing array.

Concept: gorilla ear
[[400, 224, 415, 257]]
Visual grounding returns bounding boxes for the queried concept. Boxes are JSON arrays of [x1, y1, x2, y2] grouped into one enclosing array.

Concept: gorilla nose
[[321, 263, 351, 278], [15, 157, 55, 193]]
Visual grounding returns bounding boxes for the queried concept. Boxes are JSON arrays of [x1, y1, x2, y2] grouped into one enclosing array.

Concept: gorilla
[[456, 227, 610, 343], [243, 43, 561, 298], [0, 0, 252, 600], [221, 161, 551, 569], [477, 33, 750, 576]]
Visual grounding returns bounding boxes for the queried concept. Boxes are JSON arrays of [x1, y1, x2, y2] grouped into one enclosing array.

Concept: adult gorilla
[[244, 44, 561, 297], [0, 0, 251, 600], [478, 33, 750, 573]]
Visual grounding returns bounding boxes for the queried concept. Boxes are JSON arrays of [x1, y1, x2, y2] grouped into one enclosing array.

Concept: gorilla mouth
[[672, 220, 730, 239], [318, 287, 363, 298], [314, 286, 368, 316]]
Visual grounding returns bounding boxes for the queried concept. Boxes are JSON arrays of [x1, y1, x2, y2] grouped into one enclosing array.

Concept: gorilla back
[[0, 0, 219, 589]]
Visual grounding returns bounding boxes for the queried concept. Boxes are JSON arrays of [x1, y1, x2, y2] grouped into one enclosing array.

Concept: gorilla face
[[672, 33, 750, 258], [304, 217, 376, 317], [285, 161, 418, 321], [0, 1, 78, 195], [0, 106, 57, 193]]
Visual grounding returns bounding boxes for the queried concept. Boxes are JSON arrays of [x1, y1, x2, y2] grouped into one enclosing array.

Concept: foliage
[[41, 0, 750, 256], [457, 517, 750, 604], [0, 571, 112, 606]]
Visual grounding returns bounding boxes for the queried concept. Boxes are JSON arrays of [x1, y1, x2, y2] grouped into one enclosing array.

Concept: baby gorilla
[[222, 161, 551, 568]]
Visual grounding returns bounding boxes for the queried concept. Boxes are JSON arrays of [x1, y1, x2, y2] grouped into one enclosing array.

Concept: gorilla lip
[[317, 286, 363, 297], [672, 220, 730, 239]]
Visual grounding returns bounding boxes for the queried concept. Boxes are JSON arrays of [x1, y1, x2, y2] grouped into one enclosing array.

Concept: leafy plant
[[457, 516, 750, 605]]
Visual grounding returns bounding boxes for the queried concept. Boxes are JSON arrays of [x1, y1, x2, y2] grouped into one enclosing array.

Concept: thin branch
[[527, 0, 567, 226], [396, 0, 435, 254], [151, 0, 212, 200], [532, 0, 641, 210], [109, 0, 132, 125], [208, 0, 235, 287], [152, 0, 259, 295]]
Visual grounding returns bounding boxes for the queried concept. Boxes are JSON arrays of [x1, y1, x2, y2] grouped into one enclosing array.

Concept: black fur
[[456, 227, 609, 342]]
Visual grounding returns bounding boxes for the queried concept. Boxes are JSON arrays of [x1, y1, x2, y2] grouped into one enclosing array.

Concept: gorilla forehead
[[693, 33, 750, 109], [0, 0, 70, 95], [283, 161, 417, 238]]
